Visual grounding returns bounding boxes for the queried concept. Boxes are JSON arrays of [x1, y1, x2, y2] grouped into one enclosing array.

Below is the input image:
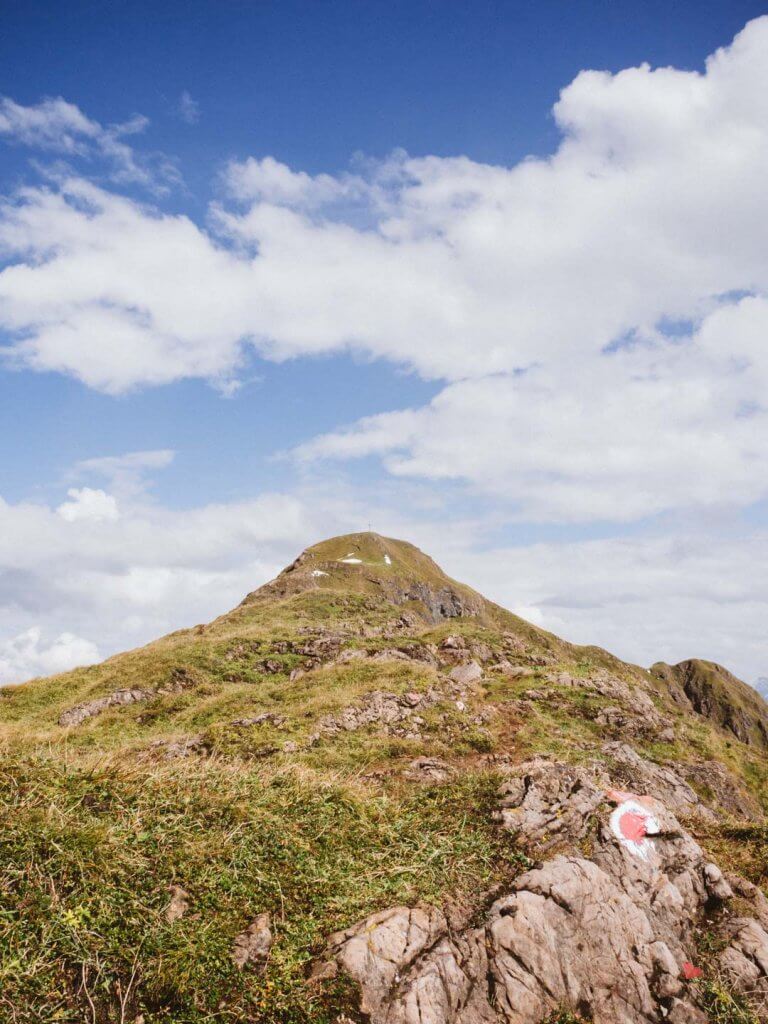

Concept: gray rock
[[230, 712, 287, 728], [315, 687, 444, 738], [232, 912, 273, 971], [449, 661, 482, 686], [404, 757, 454, 783], [59, 688, 151, 728], [495, 758, 607, 848], [317, 754, 768, 1024], [601, 742, 714, 820], [719, 917, 768, 1007]]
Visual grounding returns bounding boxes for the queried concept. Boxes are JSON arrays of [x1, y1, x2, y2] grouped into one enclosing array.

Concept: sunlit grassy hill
[[1, 533, 766, 1023]]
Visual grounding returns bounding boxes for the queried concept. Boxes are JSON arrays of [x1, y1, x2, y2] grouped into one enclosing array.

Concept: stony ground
[[0, 533, 767, 1023]]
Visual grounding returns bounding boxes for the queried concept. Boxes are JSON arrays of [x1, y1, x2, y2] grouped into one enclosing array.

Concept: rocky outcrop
[[652, 659, 768, 750], [600, 742, 715, 821], [312, 688, 444, 743], [404, 756, 454, 783], [384, 581, 486, 623], [495, 758, 607, 849], [719, 917, 768, 1009], [316, 754, 768, 1023], [59, 687, 151, 727], [58, 665, 204, 728]]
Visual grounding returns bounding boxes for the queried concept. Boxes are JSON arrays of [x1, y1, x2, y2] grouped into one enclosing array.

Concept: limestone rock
[[449, 661, 482, 686], [601, 742, 714, 820], [315, 687, 443, 739], [719, 917, 768, 1007], [404, 757, 454, 783], [495, 758, 607, 849], [165, 885, 190, 924], [318, 754, 768, 1024], [232, 912, 273, 971], [59, 688, 151, 728], [150, 735, 206, 759]]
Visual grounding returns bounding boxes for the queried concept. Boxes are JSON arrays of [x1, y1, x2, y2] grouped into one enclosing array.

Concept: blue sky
[[1, 1, 767, 684]]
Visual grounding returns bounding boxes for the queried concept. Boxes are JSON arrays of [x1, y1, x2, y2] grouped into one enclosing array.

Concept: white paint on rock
[[609, 798, 660, 861]]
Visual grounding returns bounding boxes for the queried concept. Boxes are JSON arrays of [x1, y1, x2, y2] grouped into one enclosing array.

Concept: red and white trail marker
[[608, 796, 660, 861]]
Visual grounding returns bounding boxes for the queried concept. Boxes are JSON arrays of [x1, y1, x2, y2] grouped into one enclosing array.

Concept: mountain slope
[[1, 533, 767, 1024], [651, 658, 768, 750]]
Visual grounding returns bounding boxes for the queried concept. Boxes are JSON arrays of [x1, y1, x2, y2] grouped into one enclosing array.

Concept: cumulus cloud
[[57, 487, 120, 523], [295, 297, 768, 521], [0, 627, 100, 685], [1, 20, 768, 523], [0, 96, 101, 153]]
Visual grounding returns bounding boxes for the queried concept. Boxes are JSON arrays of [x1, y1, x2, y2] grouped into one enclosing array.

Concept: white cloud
[[295, 296, 768, 521], [1, 20, 768, 523], [0, 627, 100, 685], [57, 487, 120, 523], [73, 449, 175, 497], [178, 91, 199, 125], [0, 96, 100, 152], [0, 95, 177, 192]]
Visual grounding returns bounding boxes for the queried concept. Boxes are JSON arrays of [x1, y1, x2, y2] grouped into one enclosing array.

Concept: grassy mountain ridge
[[651, 658, 768, 750], [1, 533, 766, 1022]]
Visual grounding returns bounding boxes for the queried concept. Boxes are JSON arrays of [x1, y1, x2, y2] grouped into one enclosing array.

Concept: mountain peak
[[3, 532, 768, 1022], [291, 532, 456, 587], [238, 532, 489, 625]]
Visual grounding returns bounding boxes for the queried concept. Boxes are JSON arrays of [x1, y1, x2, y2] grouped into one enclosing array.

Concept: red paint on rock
[[682, 962, 703, 980], [618, 809, 648, 842]]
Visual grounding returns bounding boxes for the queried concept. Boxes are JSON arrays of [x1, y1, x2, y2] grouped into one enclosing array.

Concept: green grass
[[1, 533, 767, 1022], [698, 979, 761, 1024], [0, 752, 525, 1023]]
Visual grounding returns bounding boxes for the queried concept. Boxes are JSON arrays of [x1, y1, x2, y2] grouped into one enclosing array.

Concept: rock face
[[652, 659, 768, 750], [600, 742, 714, 821], [317, 754, 768, 1024]]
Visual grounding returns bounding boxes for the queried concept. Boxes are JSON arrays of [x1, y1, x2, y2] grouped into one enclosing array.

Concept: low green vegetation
[[0, 533, 766, 1022], [0, 752, 524, 1023]]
